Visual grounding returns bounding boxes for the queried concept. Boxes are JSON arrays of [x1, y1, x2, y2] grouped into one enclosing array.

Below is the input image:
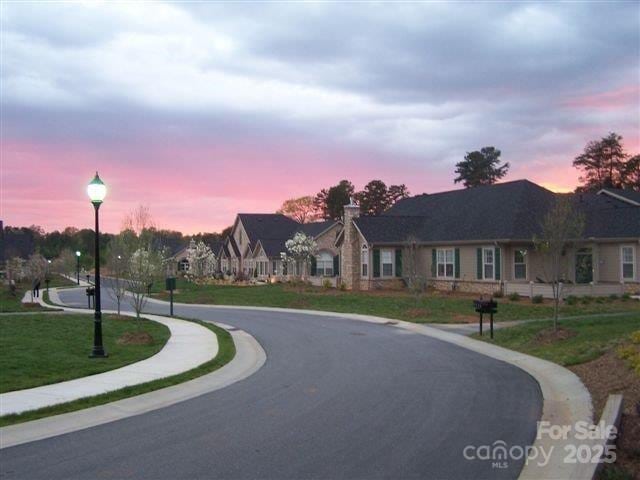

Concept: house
[[336, 180, 640, 297], [220, 213, 342, 284], [168, 239, 222, 275]]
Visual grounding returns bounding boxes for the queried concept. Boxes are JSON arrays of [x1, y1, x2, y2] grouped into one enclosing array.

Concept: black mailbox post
[[165, 277, 176, 316], [474, 297, 498, 339], [86, 286, 95, 309]]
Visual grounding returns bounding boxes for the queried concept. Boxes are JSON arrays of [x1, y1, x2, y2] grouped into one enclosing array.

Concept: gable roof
[[226, 235, 241, 257], [299, 220, 339, 237], [237, 214, 300, 250], [598, 188, 640, 206], [353, 180, 639, 244]]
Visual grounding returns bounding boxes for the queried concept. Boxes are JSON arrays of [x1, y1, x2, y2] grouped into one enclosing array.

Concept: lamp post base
[[89, 348, 108, 358]]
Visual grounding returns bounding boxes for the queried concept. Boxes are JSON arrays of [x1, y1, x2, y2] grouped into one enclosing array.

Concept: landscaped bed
[[151, 280, 640, 324], [0, 313, 170, 393], [475, 314, 640, 479]]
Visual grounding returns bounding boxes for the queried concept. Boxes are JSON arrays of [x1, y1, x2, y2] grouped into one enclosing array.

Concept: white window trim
[[482, 247, 495, 281], [361, 245, 369, 278], [621, 245, 636, 281], [436, 248, 455, 279], [381, 248, 394, 277], [513, 249, 528, 281]]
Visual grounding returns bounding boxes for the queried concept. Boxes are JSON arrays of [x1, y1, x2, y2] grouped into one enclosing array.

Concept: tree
[[454, 147, 509, 188], [357, 180, 389, 215], [280, 231, 317, 281], [25, 253, 47, 301], [622, 154, 640, 191], [106, 234, 132, 315], [534, 197, 585, 331], [185, 239, 216, 281], [356, 180, 411, 215], [52, 249, 76, 279], [6, 257, 25, 283], [314, 180, 355, 220], [404, 236, 427, 306], [573, 132, 630, 192], [277, 196, 320, 223]]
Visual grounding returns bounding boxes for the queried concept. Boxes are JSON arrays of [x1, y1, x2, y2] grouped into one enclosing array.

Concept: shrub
[[508, 292, 520, 301], [609, 294, 619, 301], [339, 282, 347, 291], [621, 292, 631, 301], [322, 278, 333, 289], [565, 295, 578, 306], [531, 295, 544, 304], [493, 290, 503, 298], [595, 296, 606, 304], [580, 295, 593, 304]]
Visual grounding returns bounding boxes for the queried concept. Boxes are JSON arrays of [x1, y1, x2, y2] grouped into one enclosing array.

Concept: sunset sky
[[1, 1, 639, 234]]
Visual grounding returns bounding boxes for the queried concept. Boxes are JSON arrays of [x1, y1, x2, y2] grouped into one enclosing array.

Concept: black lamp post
[[76, 251, 81, 284], [87, 172, 107, 358]]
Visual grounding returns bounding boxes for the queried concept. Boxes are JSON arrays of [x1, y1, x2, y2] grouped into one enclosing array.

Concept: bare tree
[[106, 234, 131, 315], [404, 236, 426, 306], [52, 249, 76, 279], [534, 197, 585, 330]]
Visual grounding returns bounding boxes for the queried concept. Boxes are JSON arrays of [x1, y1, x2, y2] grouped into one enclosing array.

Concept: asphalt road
[[0, 285, 542, 479]]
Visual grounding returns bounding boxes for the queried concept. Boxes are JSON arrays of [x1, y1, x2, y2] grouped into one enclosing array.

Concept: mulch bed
[[533, 326, 577, 345], [571, 351, 640, 479], [116, 331, 155, 345]]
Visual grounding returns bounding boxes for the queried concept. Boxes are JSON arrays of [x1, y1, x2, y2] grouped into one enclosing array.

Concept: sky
[[1, 1, 639, 234]]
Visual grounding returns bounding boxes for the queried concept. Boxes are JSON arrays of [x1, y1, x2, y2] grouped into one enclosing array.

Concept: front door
[[575, 248, 593, 284]]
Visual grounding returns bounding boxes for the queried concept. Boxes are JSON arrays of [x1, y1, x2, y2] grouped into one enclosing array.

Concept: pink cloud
[[562, 85, 640, 111]]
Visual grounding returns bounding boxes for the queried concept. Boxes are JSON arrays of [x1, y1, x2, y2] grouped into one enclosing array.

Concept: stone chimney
[[341, 197, 361, 290]]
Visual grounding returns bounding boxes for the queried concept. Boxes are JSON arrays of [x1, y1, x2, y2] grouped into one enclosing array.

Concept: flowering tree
[[281, 232, 317, 280], [185, 239, 216, 281], [6, 257, 25, 283], [126, 247, 163, 321], [52, 249, 77, 279]]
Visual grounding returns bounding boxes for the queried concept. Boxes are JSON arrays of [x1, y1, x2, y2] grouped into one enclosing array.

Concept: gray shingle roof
[[238, 214, 300, 250], [353, 180, 639, 244], [299, 220, 337, 237], [598, 188, 640, 206]]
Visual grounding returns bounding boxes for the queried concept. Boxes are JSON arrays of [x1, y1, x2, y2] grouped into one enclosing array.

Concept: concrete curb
[[145, 299, 594, 480], [0, 290, 266, 449]]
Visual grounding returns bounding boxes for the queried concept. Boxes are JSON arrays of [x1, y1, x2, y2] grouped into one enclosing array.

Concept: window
[[179, 259, 189, 272], [437, 248, 454, 278], [316, 252, 333, 276], [622, 246, 635, 280], [483, 248, 494, 280], [381, 249, 393, 276], [513, 249, 527, 280], [361, 245, 369, 277]]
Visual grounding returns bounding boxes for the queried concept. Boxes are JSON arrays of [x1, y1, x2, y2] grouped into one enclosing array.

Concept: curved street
[[1, 286, 542, 479]]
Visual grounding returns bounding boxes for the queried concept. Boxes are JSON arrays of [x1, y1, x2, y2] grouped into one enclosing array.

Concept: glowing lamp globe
[[87, 172, 107, 204], [76, 251, 81, 257]]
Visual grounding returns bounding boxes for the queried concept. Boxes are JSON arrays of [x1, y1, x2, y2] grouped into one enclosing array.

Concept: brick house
[[335, 180, 640, 297], [218, 213, 341, 282]]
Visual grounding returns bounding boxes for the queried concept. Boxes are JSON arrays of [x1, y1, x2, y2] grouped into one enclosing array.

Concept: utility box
[[165, 277, 176, 291]]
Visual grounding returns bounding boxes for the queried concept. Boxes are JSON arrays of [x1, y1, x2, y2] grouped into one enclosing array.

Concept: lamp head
[[76, 251, 81, 257], [87, 171, 107, 204]]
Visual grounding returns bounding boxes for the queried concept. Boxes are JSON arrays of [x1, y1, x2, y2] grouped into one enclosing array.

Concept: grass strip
[[0, 320, 235, 427]]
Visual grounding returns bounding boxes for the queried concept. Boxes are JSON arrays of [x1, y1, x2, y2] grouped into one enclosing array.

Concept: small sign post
[[165, 277, 176, 316]]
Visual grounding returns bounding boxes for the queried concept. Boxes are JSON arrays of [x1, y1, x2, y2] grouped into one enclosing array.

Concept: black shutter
[[431, 249, 437, 277], [495, 247, 501, 280], [333, 255, 339, 277], [395, 249, 402, 277], [310, 256, 317, 276], [455, 248, 460, 279], [373, 248, 381, 278], [477, 248, 483, 279]]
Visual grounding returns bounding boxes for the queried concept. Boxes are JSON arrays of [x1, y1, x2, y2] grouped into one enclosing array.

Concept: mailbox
[[474, 297, 498, 338], [86, 286, 95, 297], [165, 277, 176, 291]]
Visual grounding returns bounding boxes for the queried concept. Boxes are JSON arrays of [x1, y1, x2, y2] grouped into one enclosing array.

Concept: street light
[[75, 251, 81, 285], [87, 172, 107, 358]]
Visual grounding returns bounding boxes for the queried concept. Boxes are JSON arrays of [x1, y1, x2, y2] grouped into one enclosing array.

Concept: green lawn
[[0, 319, 234, 427], [0, 313, 170, 393], [152, 280, 640, 324], [474, 313, 640, 366]]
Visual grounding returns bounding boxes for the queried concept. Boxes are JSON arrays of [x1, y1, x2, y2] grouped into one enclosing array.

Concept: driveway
[[0, 285, 542, 479]]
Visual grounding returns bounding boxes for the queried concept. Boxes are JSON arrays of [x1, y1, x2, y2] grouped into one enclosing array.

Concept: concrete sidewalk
[[0, 294, 218, 417]]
